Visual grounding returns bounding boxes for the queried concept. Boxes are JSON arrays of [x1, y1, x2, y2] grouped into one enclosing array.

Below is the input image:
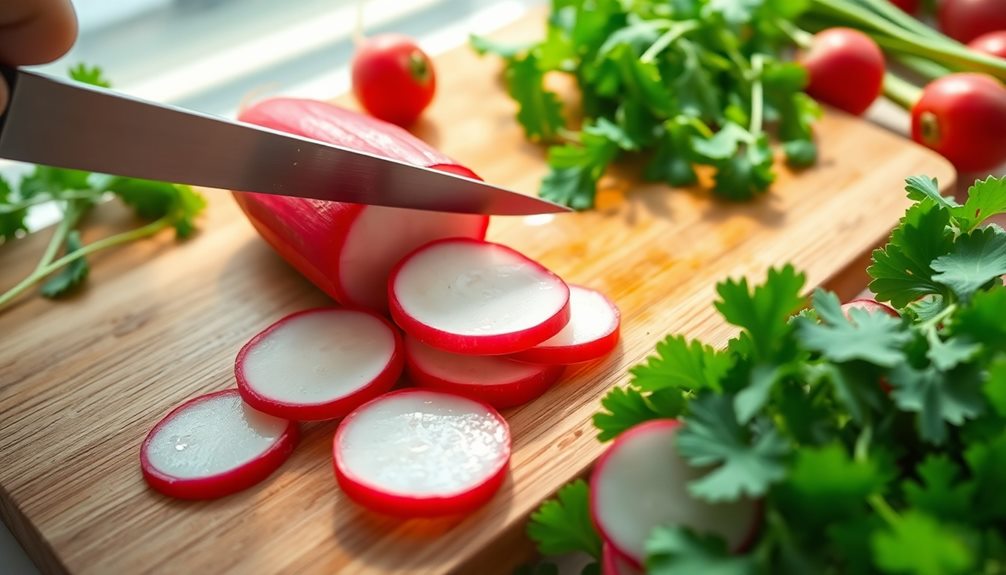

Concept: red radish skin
[[332, 389, 511, 517], [969, 31, 1006, 60], [388, 238, 571, 355], [404, 336, 564, 409], [911, 73, 1006, 173], [510, 285, 620, 365], [841, 298, 900, 319], [602, 541, 642, 575], [140, 389, 298, 500], [352, 34, 436, 127], [888, 0, 919, 14], [801, 28, 886, 116], [235, 308, 403, 421], [232, 98, 488, 311], [590, 419, 761, 568], [939, 0, 1006, 43]]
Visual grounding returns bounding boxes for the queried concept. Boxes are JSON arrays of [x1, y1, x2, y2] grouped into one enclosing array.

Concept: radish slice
[[140, 389, 298, 500], [591, 420, 760, 568], [602, 541, 642, 575], [235, 308, 403, 421], [233, 98, 488, 311], [388, 238, 570, 355], [841, 298, 899, 319], [404, 336, 564, 408], [510, 285, 620, 365], [333, 388, 511, 517]]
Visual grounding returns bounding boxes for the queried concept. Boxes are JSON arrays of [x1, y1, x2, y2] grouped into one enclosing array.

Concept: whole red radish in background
[[801, 28, 886, 116], [352, 34, 436, 126], [938, 0, 1006, 44], [911, 73, 1006, 173], [968, 30, 1006, 60]]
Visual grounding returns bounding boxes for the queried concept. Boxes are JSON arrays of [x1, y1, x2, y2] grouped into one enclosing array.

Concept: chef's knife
[[0, 67, 570, 215]]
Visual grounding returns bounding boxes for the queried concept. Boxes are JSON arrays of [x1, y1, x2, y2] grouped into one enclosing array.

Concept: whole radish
[[939, 0, 1006, 44], [801, 28, 886, 116], [352, 34, 436, 127], [969, 30, 1006, 60], [888, 0, 920, 14], [911, 73, 1006, 173]]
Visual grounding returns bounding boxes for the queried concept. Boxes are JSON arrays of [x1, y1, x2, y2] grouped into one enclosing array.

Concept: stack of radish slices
[[140, 237, 620, 517]]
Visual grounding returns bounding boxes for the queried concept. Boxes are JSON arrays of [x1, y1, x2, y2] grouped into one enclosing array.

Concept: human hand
[[0, 0, 77, 112]]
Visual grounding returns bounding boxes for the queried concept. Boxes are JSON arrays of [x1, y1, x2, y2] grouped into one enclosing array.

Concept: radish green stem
[[0, 216, 170, 311], [850, 0, 954, 46], [750, 54, 766, 135], [640, 21, 699, 63], [893, 54, 955, 81], [872, 35, 1006, 80], [776, 19, 814, 49], [868, 494, 901, 525], [853, 424, 873, 462], [34, 201, 82, 273], [883, 72, 921, 110]]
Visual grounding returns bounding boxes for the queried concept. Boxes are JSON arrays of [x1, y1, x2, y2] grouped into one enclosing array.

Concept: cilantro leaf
[[904, 174, 957, 211], [903, 455, 975, 522], [676, 393, 789, 502], [629, 334, 732, 392], [105, 178, 206, 237], [952, 287, 1006, 352], [797, 289, 910, 367], [540, 129, 618, 209], [645, 526, 757, 575], [871, 511, 975, 575], [0, 175, 27, 241], [930, 226, 1006, 302], [469, 34, 533, 58], [953, 175, 1006, 233], [504, 54, 566, 141], [39, 230, 89, 298], [888, 363, 985, 445], [868, 202, 955, 308], [68, 63, 112, 88], [984, 356, 1006, 417], [527, 480, 602, 559], [714, 264, 806, 362], [593, 386, 675, 441], [925, 335, 981, 371], [964, 430, 1006, 521], [645, 120, 699, 187], [775, 443, 887, 526]]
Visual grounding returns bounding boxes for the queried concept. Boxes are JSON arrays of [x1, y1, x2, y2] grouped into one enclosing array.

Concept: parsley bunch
[[527, 175, 1006, 573], [471, 0, 821, 209], [0, 66, 206, 312]]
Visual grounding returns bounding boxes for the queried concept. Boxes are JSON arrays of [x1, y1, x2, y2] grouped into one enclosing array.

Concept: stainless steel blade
[[0, 69, 570, 215]]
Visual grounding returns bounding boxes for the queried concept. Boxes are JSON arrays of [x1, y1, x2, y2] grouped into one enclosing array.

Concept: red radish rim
[[235, 307, 405, 421], [332, 388, 512, 517], [387, 237, 571, 355], [510, 284, 621, 365], [404, 337, 565, 409], [140, 389, 299, 500], [590, 419, 762, 568]]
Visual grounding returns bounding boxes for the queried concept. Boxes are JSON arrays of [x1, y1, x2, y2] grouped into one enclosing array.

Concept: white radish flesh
[[405, 336, 564, 408], [591, 420, 760, 567], [389, 238, 570, 355], [511, 285, 620, 364], [141, 389, 297, 499], [236, 308, 403, 421], [333, 388, 511, 517]]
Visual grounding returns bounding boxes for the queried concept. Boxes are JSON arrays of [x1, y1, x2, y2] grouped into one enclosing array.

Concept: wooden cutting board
[[0, 10, 954, 575]]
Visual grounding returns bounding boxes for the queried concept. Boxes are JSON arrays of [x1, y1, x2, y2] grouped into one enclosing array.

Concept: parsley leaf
[[629, 334, 732, 392], [868, 202, 954, 308], [953, 287, 1006, 352], [930, 226, 1006, 302], [904, 174, 956, 211], [39, 231, 89, 298], [646, 526, 757, 575], [593, 386, 675, 442], [984, 356, 1006, 417], [903, 455, 975, 522], [540, 129, 618, 209], [953, 175, 1006, 233], [645, 120, 699, 187], [871, 511, 976, 575], [714, 264, 806, 362], [527, 480, 602, 559], [797, 289, 910, 367], [676, 393, 789, 502], [888, 363, 985, 445], [504, 54, 566, 141], [104, 177, 206, 238], [68, 63, 112, 88], [964, 431, 1006, 521]]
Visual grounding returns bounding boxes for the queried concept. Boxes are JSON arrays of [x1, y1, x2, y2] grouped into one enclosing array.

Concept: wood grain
[[0, 10, 954, 575]]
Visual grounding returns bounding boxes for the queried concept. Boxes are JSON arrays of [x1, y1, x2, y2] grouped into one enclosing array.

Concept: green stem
[[0, 217, 170, 312], [853, 424, 873, 462], [640, 21, 699, 63], [873, 34, 1006, 80], [868, 494, 900, 526], [882, 72, 922, 110], [850, 0, 953, 45], [893, 53, 956, 81], [776, 18, 814, 49], [34, 199, 92, 273], [750, 54, 765, 135], [920, 302, 957, 333], [0, 190, 100, 214]]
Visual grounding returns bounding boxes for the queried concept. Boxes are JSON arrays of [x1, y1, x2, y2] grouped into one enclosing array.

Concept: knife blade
[[0, 67, 570, 216]]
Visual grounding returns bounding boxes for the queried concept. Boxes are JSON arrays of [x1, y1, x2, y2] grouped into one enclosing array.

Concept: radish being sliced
[[602, 541, 642, 575], [591, 420, 760, 568], [511, 285, 620, 365], [140, 389, 298, 500], [333, 388, 511, 517], [235, 308, 403, 421], [404, 336, 564, 408], [233, 98, 488, 311], [388, 238, 570, 355]]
